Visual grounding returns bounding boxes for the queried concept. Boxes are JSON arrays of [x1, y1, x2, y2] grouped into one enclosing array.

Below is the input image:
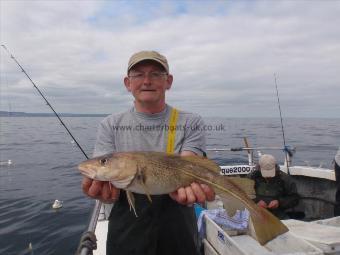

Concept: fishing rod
[[1, 45, 100, 255], [274, 73, 290, 174], [1, 44, 88, 160]]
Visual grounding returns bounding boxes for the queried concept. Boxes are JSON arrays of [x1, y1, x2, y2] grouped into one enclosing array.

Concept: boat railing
[[77, 200, 102, 255], [207, 145, 295, 167]]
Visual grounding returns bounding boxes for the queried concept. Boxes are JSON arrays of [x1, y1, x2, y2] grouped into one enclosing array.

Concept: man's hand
[[82, 176, 120, 203], [268, 199, 279, 209], [257, 200, 268, 208], [169, 150, 215, 206], [169, 182, 215, 206]]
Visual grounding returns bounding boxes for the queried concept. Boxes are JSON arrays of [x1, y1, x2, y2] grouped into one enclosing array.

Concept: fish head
[[78, 153, 138, 185]]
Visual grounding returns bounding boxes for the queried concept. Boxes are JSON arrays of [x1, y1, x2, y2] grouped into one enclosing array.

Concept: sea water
[[0, 116, 339, 255]]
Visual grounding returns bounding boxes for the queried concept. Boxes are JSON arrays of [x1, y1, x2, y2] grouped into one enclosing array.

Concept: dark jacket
[[249, 170, 299, 219]]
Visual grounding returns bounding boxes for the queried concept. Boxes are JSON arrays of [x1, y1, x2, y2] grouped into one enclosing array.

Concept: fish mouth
[[78, 163, 97, 179]]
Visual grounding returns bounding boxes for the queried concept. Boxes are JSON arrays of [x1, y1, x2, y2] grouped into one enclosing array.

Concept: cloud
[[1, 0, 339, 117]]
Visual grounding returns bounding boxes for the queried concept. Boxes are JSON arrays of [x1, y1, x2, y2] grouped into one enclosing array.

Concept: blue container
[[194, 203, 206, 218]]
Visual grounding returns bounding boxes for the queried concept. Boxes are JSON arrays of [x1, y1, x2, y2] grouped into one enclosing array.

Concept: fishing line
[[1, 44, 89, 160], [1, 44, 102, 255], [274, 73, 290, 174]]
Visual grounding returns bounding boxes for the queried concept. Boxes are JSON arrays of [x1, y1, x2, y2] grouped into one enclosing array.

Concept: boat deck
[[283, 218, 340, 254]]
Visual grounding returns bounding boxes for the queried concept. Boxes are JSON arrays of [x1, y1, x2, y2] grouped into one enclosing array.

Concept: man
[[82, 51, 215, 255], [249, 154, 299, 219]]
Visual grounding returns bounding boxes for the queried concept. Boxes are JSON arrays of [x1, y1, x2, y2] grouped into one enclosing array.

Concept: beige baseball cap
[[127, 51, 169, 73], [259, 154, 277, 178]]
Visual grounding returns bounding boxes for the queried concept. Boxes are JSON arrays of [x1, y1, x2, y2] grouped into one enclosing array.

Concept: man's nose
[[142, 74, 152, 84]]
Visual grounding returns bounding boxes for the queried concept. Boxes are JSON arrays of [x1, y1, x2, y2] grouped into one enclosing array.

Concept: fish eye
[[100, 158, 108, 165]]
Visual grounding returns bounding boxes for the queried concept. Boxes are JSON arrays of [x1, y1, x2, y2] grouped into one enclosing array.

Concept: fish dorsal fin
[[182, 155, 255, 198], [181, 155, 221, 173]]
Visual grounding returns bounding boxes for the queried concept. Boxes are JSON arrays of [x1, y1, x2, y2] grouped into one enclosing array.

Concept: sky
[[0, 0, 339, 118]]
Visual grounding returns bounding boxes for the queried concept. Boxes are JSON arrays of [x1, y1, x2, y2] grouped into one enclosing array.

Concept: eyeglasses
[[128, 72, 168, 82]]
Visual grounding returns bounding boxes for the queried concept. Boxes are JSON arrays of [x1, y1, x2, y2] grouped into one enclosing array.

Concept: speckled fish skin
[[78, 151, 288, 245]]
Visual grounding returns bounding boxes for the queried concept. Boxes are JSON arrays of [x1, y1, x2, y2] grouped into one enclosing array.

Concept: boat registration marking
[[220, 165, 256, 175]]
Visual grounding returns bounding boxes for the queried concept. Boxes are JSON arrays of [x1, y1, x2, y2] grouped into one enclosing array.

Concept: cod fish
[[78, 151, 288, 245]]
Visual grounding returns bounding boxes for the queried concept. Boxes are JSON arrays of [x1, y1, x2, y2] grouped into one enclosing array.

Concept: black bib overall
[[106, 191, 200, 255]]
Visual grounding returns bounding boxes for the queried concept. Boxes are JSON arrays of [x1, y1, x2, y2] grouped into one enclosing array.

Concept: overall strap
[[166, 107, 179, 154]]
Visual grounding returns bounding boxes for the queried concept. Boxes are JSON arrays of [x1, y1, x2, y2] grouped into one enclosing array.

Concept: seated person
[[249, 154, 299, 219]]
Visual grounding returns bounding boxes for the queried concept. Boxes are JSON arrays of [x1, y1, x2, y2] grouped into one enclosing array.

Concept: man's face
[[124, 61, 173, 106]]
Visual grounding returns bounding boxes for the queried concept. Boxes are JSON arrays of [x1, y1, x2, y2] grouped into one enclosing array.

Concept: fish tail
[[248, 206, 288, 245], [180, 164, 288, 244], [218, 193, 288, 245]]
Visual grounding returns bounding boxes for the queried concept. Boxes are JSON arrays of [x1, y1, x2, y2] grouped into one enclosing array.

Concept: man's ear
[[124, 76, 131, 91], [166, 74, 173, 90]]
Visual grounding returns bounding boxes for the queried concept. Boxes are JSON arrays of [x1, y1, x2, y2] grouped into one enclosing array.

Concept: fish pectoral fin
[[136, 166, 152, 203], [126, 191, 138, 217], [141, 182, 152, 203]]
